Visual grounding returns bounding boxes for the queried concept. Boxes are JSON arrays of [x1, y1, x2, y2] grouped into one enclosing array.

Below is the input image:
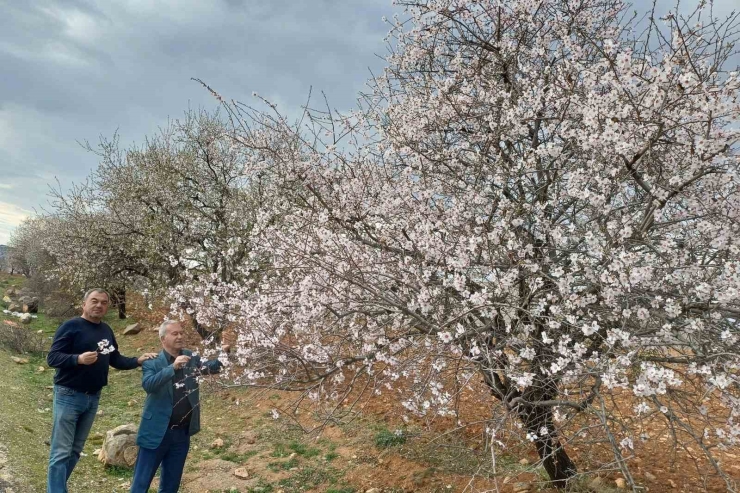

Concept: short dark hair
[[83, 288, 109, 302]]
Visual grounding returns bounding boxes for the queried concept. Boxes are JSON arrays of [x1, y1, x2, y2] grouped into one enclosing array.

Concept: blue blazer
[[136, 349, 222, 449]]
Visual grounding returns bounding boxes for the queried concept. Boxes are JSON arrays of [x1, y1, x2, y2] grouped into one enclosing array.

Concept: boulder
[[18, 313, 32, 324], [22, 298, 39, 314], [7, 302, 20, 313], [98, 424, 139, 468], [123, 323, 142, 335], [5, 287, 16, 297]]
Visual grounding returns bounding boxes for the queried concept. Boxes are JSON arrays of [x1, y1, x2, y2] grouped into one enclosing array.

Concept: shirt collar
[[164, 350, 182, 363]]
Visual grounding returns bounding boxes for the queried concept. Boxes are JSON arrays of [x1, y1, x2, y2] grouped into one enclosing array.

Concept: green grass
[[0, 273, 24, 293], [277, 465, 342, 492], [374, 427, 408, 448], [220, 449, 259, 463], [287, 440, 321, 458], [103, 464, 134, 479], [267, 456, 299, 471], [246, 480, 274, 493], [271, 442, 290, 458]]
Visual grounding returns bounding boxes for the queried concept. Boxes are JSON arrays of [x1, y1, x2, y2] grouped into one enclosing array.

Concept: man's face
[[82, 292, 109, 321], [162, 323, 185, 353]]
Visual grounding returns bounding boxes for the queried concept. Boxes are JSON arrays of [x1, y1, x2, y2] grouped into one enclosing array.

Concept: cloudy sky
[[0, 0, 737, 244], [0, 0, 395, 243]]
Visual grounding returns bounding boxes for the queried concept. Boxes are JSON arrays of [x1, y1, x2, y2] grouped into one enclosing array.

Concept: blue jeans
[[130, 428, 190, 493], [47, 385, 100, 493]]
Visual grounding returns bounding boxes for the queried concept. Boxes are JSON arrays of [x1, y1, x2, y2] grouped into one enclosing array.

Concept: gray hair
[[158, 320, 180, 338], [83, 288, 109, 302]]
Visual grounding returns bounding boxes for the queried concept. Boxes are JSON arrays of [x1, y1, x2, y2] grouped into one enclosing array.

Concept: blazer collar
[[157, 350, 170, 366]]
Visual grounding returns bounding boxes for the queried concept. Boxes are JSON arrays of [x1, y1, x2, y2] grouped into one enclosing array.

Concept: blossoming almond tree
[[47, 110, 262, 338], [181, 0, 740, 488]]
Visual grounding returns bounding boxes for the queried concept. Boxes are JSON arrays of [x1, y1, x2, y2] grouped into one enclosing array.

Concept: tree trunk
[[117, 289, 126, 319], [111, 288, 126, 319], [518, 404, 577, 488], [479, 367, 577, 488]]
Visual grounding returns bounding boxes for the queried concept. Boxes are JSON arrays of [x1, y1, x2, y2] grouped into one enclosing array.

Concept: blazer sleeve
[[141, 360, 176, 393]]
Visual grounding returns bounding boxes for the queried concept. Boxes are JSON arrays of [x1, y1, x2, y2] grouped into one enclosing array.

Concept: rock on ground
[[123, 323, 142, 335], [98, 424, 139, 468]]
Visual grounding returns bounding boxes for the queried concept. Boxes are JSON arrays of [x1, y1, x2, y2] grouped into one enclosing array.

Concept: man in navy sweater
[[46, 288, 157, 493]]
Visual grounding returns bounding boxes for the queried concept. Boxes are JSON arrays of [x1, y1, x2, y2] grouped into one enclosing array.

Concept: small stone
[[233, 467, 249, 479], [351, 454, 357, 459], [518, 458, 530, 465], [96, 409, 104, 416], [11, 357, 29, 364], [211, 438, 224, 449], [36, 366, 45, 373], [644, 471, 656, 481], [2, 295, 11, 303], [615, 477, 627, 489], [18, 313, 32, 324], [93, 448, 101, 456], [668, 479, 677, 489], [127, 400, 136, 407], [366, 489, 381, 493], [288, 452, 297, 459]]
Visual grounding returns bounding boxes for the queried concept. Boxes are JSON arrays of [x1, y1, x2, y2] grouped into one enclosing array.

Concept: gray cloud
[[0, 0, 396, 242], [0, 0, 738, 243]]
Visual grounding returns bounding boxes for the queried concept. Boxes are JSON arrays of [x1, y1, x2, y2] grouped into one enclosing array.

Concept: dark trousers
[[130, 428, 190, 493]]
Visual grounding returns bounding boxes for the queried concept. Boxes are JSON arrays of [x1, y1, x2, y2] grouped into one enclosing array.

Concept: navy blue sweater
[[47, 317, 139, 393]]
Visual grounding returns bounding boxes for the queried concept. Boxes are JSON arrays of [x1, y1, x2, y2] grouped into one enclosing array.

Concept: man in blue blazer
[[130, 320, 228, 493]]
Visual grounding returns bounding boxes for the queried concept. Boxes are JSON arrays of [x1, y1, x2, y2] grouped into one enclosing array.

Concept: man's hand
[[173, 355, 191, 370], [77, 351, 98, 365], [137, 353, 158, 366]]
